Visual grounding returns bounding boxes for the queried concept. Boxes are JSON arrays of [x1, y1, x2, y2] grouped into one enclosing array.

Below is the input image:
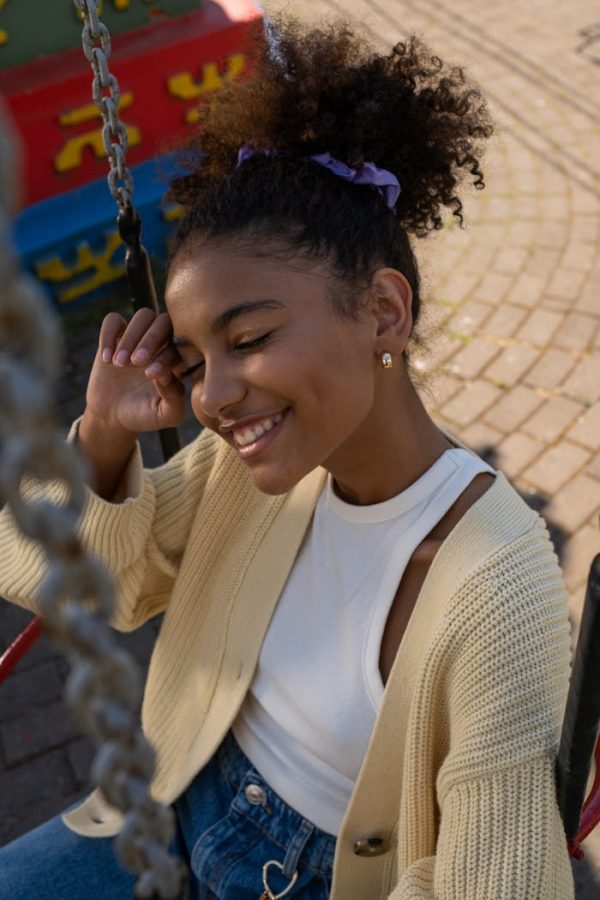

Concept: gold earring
[[381, 352, 393, 369]]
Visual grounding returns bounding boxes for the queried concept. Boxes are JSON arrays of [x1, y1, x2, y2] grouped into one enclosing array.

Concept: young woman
[[0, 16, 574, 899]]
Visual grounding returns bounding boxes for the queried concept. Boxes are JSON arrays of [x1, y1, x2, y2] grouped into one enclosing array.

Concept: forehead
[[165, 241, 332, 316]]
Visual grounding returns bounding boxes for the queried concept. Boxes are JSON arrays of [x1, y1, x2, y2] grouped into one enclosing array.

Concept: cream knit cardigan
[[0, 426, 574, 899]]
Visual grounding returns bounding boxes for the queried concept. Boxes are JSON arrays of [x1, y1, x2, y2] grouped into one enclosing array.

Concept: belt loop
[[281, 819, 314, 878]]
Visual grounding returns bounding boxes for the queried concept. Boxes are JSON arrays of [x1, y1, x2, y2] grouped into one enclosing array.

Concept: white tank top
[[232, 448, 496, 835]]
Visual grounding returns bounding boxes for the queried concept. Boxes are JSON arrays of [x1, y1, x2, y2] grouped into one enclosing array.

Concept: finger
[[128, 313, 177, 368], [98, 313, 128, 363], [112, 308, 160, 366], [143, 345, 183, 379], [153, 370, 184, 394], [152, 372, 186, 423]]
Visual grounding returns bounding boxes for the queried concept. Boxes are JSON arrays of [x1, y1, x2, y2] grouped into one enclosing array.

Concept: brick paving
[[1, 0, 599, 895]]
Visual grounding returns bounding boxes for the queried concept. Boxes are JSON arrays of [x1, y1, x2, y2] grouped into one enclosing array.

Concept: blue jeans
[[0, 729, 337, 899]]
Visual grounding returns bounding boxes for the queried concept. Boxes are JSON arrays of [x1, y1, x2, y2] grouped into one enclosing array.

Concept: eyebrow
[[173, 299, 284, 348]]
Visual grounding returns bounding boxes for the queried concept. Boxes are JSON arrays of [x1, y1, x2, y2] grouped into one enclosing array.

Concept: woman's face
[[165, 240, 379, 495]]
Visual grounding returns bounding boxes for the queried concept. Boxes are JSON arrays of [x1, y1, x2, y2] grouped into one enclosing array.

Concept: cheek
[[299, 368, 375, 447], [307, 356, 375, 415]]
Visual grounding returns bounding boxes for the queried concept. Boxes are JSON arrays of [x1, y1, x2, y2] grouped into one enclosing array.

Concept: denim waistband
[[216, 729, 338, 879]]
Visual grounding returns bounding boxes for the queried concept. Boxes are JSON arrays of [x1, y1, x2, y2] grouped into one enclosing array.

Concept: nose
[[196, 360, 247, 419]]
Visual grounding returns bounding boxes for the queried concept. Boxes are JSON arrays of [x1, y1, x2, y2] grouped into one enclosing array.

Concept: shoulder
[[429, 471, 547, 585], [432, 483, 570, 768], [442, 475, 569, 644], [449, 517, 569, 647], [429, 473, 571, 702]]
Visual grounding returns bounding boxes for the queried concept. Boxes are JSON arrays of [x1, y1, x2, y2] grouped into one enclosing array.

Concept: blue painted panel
[[13, 156, 183, 314]]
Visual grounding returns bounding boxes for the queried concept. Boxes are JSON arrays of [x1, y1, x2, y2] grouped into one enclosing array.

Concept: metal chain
[[74, 0, 134, 210], [0, 106, 186, 898]]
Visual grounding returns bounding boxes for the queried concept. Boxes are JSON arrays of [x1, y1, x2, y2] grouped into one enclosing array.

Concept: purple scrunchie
[[236, 146, 401, 213]]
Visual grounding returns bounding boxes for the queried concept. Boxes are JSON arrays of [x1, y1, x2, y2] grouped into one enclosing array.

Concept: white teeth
[[233, 412, 283, 447], [238, 428, 257, 445]]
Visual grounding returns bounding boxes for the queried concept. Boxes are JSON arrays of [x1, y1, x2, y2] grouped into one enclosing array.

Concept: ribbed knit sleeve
[[391, 759, 573, 898], [390, 521, 574, 899], [0, 425, 222, 632]]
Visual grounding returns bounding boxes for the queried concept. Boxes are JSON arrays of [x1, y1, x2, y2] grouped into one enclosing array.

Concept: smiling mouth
[[232, 411, 284, 446], [231, 409, 289, 458]]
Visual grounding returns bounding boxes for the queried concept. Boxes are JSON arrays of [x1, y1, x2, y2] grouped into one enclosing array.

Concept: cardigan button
[[353, 837, 389, 857]]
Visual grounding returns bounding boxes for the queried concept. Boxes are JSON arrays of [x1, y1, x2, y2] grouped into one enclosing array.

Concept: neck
[[326, 373, 454, 505]]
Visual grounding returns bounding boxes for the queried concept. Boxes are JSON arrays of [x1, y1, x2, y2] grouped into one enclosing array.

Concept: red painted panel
[[0, 0, 263, 207]]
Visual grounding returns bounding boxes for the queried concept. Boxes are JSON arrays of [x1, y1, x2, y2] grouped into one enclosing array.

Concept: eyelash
[[236, 332, 272, 352], [181, 361, 204, 379], [180, 332, 273, 379]]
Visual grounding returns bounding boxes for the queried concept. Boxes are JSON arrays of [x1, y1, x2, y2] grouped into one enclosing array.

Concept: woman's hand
[[78, 310, 186, 499], [85, 309, 186, 435]]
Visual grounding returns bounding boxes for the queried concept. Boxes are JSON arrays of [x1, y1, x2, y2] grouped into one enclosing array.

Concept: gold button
[[353, 837, 389, 857]]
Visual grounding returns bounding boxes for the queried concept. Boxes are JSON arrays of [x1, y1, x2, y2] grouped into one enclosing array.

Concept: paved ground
[[1, 0, 599, 894]]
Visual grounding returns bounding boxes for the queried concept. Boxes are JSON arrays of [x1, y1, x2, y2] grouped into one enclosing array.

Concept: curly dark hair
[[168, 15, 493, 347]]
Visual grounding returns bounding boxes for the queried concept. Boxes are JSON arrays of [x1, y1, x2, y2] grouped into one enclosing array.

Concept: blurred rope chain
[[0, 106, 186, 898], [74, 0, 135, 210]]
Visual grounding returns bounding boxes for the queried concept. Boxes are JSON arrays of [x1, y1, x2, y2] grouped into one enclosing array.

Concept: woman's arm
[[0, 424, 221, 632], [390, 757, 573, 899], [388, 524, 574, 899], [0, 306, 202, 627], [76, 407, 138, 502]]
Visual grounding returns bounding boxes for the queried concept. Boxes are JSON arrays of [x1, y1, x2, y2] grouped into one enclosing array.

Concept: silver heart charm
[[261, 859, 299, 899]]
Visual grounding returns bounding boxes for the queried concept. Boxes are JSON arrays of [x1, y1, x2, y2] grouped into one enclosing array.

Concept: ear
[[369, 267, 413, 355]]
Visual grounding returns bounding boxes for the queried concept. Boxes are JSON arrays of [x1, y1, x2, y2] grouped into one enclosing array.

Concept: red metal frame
[[0, 614, 44, 685]]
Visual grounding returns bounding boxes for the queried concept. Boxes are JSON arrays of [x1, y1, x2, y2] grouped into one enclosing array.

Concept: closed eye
[[235, 332, 272, 351], [180, 361, 204, 379], [179, 332, 273, 380]]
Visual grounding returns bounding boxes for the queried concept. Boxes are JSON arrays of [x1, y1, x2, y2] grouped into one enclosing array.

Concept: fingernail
[[114, 350, 129, 366], [101, 348, 112, 363], [131, 348, 149, 365], [145, 362, 162, 377]]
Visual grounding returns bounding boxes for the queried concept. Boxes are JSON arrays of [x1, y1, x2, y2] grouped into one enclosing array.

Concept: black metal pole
[[556, 553, 600, 840], [117, 206, 181, 461]]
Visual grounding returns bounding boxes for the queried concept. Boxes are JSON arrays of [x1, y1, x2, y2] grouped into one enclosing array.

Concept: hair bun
[[173, 15, 493, 233]]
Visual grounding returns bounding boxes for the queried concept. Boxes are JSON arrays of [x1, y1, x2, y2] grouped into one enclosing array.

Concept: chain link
[[0, 103, 186, 898], [74, 0, 134, 210]]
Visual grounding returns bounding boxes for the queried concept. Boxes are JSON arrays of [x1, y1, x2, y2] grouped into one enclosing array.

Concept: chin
[[248, 463, 313, 497]]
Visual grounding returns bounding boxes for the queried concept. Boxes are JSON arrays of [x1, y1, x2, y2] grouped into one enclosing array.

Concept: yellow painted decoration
[[162, 203, 184, 222], [113, 0, 158, 6], [59, 93, 133, 127], [0, 0, 7, 46], [167, 54, 246, 123], [36, 232, 125, 304], [55, 94, 140, 173], [96, 0, 159, 11], [75, 1, 158, 22]]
